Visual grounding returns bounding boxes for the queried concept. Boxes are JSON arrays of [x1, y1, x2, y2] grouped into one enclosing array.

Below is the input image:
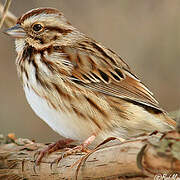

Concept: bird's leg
[[35, 138, 74, 165], [51, 134, 96, 165]]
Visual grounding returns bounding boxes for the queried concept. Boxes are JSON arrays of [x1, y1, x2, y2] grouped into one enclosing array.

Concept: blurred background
[[0, 0, 180, 142]]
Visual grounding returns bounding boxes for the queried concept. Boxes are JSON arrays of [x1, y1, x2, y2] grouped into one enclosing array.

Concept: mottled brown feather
[[60, 41, 161, 110]]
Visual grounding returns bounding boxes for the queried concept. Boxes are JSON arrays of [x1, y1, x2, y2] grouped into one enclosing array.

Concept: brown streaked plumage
[[5, 7, 176, 164]]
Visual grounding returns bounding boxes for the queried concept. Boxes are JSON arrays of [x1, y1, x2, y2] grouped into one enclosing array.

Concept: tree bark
[[0, 131, 180, 180]]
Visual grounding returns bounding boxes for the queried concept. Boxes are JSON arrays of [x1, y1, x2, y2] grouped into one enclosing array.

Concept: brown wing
[[61, 40, 161, 110]]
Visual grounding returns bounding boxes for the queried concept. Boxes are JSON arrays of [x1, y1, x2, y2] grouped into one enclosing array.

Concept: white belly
[[23, 85, 93, 141]]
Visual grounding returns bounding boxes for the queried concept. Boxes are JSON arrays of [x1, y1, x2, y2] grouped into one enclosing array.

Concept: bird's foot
[[51, 144, 91, 167], [34, 138, 74, 166], [50, 134, 96, 168]]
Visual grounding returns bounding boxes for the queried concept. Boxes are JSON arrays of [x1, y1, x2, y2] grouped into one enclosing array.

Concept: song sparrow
[[5, 8, 176, 163]]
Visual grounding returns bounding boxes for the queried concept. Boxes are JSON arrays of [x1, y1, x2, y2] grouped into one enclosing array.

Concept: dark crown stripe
[[17, 8, 62, 24]]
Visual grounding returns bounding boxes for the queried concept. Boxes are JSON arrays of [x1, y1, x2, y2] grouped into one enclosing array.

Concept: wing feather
[[61, 40, 161, 110]]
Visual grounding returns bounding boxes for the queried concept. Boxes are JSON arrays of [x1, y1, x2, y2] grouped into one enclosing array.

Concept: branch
[[0, 1, 17, 28], [0, 131, 180, 180]]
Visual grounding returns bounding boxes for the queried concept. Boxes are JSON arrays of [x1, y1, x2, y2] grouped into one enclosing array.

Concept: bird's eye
[[32, 23, 43, 32]]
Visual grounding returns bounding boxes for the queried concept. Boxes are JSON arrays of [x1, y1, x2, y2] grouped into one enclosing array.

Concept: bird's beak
[[4, 24, 26, 38]]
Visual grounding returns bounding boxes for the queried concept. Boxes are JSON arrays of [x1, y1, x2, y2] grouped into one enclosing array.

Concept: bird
[[5, 7, 176, 164]]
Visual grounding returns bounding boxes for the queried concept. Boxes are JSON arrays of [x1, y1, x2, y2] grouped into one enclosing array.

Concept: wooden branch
[[0, 131, 180, 180], [0, 1, 17, 28]]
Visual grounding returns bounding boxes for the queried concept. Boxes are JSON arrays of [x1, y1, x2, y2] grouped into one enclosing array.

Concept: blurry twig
[[0, 0, 17, 29], [0, 0, 12, 28]]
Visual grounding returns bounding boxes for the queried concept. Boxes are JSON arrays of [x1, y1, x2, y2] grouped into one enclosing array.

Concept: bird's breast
[[23, 85, 94, 141]]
